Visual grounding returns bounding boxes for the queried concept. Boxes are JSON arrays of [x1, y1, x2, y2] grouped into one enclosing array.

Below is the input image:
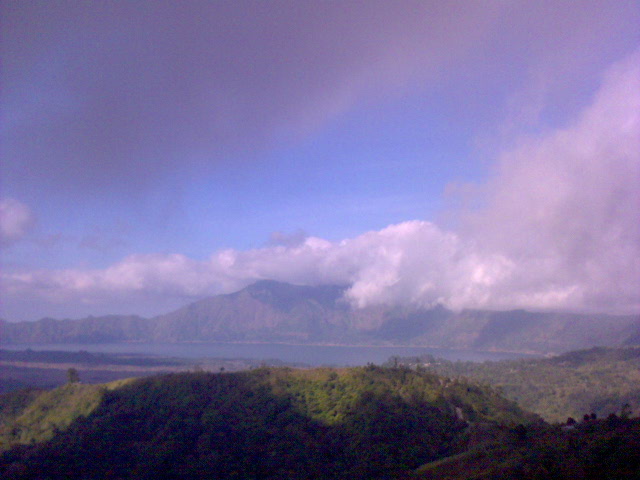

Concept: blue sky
[[1, 1, 639, 321]]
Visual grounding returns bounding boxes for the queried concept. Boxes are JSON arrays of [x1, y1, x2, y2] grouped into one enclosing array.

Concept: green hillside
[[0, 379, 133, 451], [0, 366, 535, 479], [2, 365, 638, 479], [388, 347, 640, 422]]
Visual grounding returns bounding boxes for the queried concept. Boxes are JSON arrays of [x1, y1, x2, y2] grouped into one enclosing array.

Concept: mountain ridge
[[2, 280, 639, 354]]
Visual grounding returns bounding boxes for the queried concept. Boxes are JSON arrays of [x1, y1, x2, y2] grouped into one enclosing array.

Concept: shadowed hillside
[[416, 417, 640, 480]]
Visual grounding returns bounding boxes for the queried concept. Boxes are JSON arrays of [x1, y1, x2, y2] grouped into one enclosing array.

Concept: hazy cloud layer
[[0, 198, 35, 246], [0, 1, 492, 193]]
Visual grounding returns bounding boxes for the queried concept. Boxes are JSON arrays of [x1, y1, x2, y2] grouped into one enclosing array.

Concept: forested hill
[[2, 366, 639, 479], [3, 280, 639, 354], [1, 366, 534, 479], [390, 346, 640, 423]]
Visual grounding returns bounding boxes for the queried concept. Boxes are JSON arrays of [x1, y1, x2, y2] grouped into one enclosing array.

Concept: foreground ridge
[[1, 366, 534, 479]]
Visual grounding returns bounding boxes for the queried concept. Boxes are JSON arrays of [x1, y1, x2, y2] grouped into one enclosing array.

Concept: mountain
[[149, 281, 357, 342], [2, 280, 639, 354], [413, 308, 640, 353], [1, 314, 150, 344]]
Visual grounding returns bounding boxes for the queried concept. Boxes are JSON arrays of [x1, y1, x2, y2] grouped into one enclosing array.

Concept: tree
[[620, 403, 632, 419], [67, 367, 80, 383]]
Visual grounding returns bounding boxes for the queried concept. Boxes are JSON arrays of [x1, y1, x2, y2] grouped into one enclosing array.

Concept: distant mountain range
[[2, 280, 639, 354]]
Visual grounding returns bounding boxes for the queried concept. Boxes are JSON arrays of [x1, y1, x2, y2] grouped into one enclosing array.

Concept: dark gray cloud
[[3, 1, 637, 198]]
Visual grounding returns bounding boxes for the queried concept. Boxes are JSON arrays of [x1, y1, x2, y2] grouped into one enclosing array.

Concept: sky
[[1, 1, 639, 321]]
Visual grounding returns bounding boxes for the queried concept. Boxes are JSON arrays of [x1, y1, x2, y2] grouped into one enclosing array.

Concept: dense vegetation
[[2, 361, 638, 479], [0, 366, 536, 479], [388, 347, 640, 422], [417, 416, 640, 479], [0, 380, 132, 450]]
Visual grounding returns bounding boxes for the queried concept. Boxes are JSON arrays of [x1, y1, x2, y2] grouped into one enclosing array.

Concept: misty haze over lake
[[1, 343, 540, 367]]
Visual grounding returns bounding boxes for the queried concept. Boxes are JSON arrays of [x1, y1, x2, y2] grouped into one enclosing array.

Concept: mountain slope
[[1, 315, 150, 344], [417, 309, 640, 353], [0, 379, 133, 451], [149, 280, 357, 342]]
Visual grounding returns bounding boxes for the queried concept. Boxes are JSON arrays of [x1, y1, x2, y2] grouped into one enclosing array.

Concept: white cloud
[[0, 198, 35, 246], [464, 48, 640, 313], [1, 221, 511, 315]]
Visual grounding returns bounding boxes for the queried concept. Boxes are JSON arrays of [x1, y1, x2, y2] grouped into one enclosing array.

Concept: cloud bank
[[0, 222, 512, 318], [3, 49, 640, 318], [466, 49, 640, 313]]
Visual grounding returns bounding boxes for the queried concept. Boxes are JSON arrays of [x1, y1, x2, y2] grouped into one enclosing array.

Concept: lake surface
[[1, 343, 540, 366]]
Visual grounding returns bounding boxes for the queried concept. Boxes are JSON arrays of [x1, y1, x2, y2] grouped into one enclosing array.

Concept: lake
[[1, 343, 540, 366]]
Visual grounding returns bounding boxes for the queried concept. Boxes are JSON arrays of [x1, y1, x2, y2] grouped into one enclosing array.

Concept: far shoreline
[[0, 340, 546, 359]]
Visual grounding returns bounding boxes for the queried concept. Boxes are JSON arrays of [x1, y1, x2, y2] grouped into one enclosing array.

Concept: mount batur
[[2, 280, 638, 354]]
